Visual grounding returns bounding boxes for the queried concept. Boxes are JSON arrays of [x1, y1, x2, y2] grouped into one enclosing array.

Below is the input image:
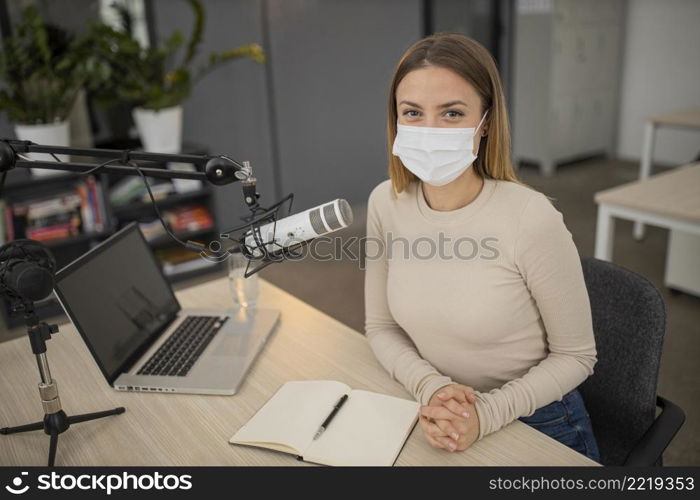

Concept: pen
[[313, 394, 348, 440]]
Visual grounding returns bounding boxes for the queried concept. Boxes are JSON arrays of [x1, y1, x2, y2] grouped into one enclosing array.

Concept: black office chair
[[578, 257, 685, 466]]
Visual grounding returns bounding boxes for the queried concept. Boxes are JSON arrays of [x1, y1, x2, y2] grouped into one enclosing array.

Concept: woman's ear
[[479, 112, 489, 138]]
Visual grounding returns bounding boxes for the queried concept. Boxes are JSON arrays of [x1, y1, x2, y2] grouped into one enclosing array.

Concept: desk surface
[[594, 162, 700, 223], [0, 278, 596, 466], [649, 106, 700, 128]]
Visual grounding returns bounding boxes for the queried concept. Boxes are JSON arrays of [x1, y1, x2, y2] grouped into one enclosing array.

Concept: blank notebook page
[[233, 380, 350, 455], [303, 389, 419, 466]]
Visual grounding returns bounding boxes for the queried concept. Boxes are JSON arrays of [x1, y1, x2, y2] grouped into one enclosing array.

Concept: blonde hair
[[387, 33, 536, 196]]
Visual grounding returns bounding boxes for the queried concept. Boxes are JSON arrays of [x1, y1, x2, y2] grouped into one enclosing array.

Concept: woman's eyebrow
[[398, 100, 469, 108], [438, 100, 468, 108], [399, 100, 423, 108]]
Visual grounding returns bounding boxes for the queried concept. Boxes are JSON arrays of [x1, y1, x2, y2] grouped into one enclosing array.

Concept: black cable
[[127, 160, 204, 252], [79, 157, 121, 176], [80, 157, 189, 245], [78, 156, 205, 252]]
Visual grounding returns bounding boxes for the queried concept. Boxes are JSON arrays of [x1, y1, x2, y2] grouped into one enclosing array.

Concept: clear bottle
[[227, 250, 258, 309]]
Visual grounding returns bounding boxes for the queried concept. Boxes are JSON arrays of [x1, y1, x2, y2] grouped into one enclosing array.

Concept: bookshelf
[[0, 143, 224, 329]]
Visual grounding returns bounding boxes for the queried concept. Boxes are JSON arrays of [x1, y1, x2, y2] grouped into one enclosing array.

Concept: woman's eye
[[444, 110, 464, 118], [402, 110, 420, 117]]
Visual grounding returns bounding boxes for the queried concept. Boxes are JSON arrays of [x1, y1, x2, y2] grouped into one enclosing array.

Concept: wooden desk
[[594, 163, 700, 294], [0, 278, 596, 466], [635, 106, 700, 239]]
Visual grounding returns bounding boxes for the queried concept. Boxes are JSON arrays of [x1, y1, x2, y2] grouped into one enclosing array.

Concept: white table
[[594, 163, 700, 294], [634, 107, 700, 239]]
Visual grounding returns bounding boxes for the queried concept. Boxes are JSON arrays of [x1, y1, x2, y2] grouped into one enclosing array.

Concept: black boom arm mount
[[0, 138, 262, 252]]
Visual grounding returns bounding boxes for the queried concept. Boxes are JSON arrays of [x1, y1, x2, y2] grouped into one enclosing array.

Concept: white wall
[[616, 0, 700, 165]]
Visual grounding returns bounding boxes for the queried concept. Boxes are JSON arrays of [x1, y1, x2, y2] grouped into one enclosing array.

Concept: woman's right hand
[[431, 384, 477, 414], [419, 384, 478, 451]]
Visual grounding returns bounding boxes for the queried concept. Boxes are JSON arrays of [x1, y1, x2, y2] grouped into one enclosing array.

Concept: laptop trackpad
[[211, 330, 253, 356], [206, 308, 278, 358]]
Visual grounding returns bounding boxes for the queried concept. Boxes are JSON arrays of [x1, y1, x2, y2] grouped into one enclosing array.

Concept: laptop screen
[[54, 223, 181, 384]]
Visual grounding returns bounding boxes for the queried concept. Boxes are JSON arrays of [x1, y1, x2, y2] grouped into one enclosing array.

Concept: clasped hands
[[419, 384, 479, 452]]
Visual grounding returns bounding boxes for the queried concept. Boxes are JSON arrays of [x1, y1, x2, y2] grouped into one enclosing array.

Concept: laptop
[[53, 222, 280, 395]]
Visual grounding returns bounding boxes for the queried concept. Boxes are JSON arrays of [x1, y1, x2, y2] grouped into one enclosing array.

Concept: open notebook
[[229, 380, 420, 466]]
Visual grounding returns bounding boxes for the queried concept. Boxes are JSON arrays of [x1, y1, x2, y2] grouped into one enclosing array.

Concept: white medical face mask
[[392, 110, 488, 187]]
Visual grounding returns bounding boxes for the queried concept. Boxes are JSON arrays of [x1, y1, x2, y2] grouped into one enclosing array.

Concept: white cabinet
[[512, 0, 626, 175]]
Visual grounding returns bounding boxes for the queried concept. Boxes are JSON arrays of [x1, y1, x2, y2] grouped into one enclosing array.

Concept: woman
[[364, 33, 600, 462]]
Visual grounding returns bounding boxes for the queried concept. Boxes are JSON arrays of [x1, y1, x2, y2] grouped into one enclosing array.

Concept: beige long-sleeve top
[[364, 177, 597, 440]]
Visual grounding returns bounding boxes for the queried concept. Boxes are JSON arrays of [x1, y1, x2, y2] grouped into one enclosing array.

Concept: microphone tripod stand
[[0, 298, 125, 466]]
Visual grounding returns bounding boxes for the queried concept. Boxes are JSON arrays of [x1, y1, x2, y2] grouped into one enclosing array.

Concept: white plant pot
[[14, 121, 70, 178], [132, 105, 183, 154]]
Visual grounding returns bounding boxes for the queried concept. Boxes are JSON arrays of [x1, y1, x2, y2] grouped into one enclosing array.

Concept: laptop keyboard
[[137, 315, 228, 377]]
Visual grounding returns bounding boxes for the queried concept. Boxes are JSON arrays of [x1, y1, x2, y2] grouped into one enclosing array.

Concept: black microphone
[[6, 260, 54, 301], [0, 240, 56, 302]]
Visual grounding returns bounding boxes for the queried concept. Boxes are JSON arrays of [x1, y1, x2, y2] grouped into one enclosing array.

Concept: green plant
[[0, 6, 97, 124], [92, 0, 266, 111]]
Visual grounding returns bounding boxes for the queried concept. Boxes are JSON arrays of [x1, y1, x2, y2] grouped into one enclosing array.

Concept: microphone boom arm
[[0, 139, 254, 187], [0, 139, 312, 279], [0, 138, 262, 254]]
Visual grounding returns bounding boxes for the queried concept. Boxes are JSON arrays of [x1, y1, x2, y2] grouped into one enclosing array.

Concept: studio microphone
[[0, 239, 57, 302], [243, 198, 354, 258]]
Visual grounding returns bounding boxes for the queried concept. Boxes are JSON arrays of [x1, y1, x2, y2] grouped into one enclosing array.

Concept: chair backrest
[[578, 257, 666, 466]]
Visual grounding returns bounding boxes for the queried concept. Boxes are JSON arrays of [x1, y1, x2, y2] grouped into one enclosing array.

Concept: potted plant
[[92, 0, 265, 153], [0, 6, 96, 175]]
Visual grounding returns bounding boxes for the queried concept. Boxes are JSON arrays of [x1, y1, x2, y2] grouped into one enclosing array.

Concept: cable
[[75, 155, 204, 253], [79, 157, 121, 176], [127, 160, 205, 252]]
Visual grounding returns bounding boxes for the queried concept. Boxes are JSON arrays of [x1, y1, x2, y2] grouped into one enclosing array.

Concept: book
[[167, 162, 203, 193], [229, 380, 419, 466], [110, 176, 166, 206], [4, 204, 14, 241], [138, 219, 167, 241], [3, 175, 104, 245], [27, 221, 79, 242], [139, 182, 173, 202], [86, 175, 105, 232], [25, 194, 80, 219], [154, 246, 202, 265], [0, 199, 5, 244], [77, 182, 92, 232], [109, 176, 145, 205]]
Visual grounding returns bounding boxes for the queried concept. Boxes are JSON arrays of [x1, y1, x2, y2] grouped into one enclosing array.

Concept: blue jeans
[[518, 388, 600, 463]]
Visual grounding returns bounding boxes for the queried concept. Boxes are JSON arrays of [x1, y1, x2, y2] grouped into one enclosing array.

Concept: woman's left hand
[[433, 384, 477, 413], [419, 385, 480, 452], [419, 402, 479, 452]]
